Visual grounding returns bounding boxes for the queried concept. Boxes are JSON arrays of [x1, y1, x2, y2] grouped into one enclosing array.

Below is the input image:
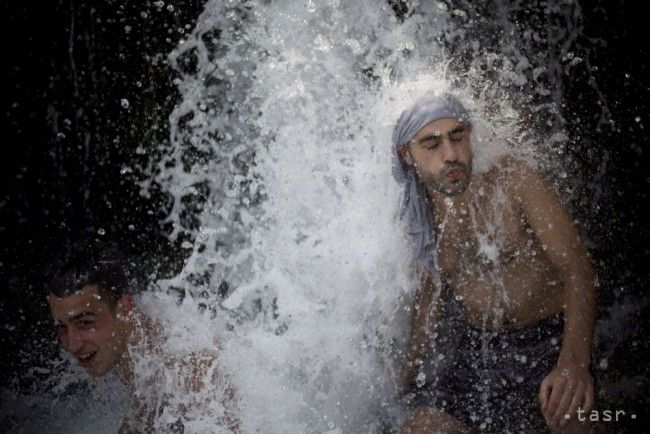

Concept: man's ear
[[115, 294, 134, 319], [397, 145, 414, 165]]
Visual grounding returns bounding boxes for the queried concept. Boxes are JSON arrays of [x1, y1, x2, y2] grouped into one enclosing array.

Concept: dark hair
[[49, 240, 131, 307]]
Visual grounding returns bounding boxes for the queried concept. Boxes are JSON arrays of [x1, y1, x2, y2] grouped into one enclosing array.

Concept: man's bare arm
[[510, 160, 597, 428], [512, 162, 597, 366]]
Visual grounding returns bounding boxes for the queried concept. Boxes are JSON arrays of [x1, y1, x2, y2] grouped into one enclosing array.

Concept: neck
[[114, 309, 156, 387], [427, 183, 473, 223]]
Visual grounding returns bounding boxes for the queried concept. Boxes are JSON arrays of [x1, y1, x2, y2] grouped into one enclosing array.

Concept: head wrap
[[391, 92, 471, 276]]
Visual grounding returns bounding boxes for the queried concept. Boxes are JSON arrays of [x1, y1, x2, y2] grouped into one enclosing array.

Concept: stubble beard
[[418, 160, 473, 198]]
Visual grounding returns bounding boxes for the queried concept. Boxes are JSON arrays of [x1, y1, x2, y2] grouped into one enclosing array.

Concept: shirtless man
[[48, 244, 239, 432], [392, 93, 598, 432]]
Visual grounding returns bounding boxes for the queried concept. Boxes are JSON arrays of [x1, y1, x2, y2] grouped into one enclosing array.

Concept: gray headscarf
[[391, 92, 471, 276]]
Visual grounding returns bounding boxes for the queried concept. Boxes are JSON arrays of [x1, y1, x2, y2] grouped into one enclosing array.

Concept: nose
[[441, 138, 458, 162]]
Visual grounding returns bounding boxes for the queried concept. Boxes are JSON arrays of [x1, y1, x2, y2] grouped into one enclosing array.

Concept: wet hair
[[49, 240, 130, 309]]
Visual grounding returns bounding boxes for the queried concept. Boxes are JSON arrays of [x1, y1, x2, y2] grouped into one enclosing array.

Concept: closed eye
[[414, 125, 468, 149], [420, 137, 440, 149], [449, 127, 468, 141]]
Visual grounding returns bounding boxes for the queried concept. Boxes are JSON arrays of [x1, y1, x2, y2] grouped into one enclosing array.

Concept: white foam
[[9, 1, 605, 432]]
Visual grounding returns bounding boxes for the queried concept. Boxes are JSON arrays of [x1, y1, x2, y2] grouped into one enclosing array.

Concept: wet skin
[[49, 285, 133, 377], [49, 285, 240, 432], [399, 117, 598, 432], [433, 164, 565, 329], [400, 117, 579, 327]]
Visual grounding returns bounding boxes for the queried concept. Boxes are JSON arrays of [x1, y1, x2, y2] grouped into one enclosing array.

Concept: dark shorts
[[406, 313, 564, 433]]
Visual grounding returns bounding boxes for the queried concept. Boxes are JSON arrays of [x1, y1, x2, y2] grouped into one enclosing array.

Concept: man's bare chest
[[435, 196, 527, 276]]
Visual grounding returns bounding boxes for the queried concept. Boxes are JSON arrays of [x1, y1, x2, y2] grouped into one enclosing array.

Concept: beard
[[417, 160, 472, 197]]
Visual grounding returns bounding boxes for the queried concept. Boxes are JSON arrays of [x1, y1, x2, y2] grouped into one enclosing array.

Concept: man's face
[[398, 117, 473, 197], [49, 284, 132, 377]]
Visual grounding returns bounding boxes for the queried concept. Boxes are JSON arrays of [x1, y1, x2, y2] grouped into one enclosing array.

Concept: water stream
[[5, 1, 633, 432]]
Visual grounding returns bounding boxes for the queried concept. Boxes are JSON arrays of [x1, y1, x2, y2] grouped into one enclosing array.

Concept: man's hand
[[539, 365, 594, 429]]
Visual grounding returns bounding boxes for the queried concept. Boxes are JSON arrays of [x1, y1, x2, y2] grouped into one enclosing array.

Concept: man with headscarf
[[393, 93, 598, 433]]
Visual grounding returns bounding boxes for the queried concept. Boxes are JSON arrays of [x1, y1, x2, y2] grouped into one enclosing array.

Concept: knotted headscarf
[[391, 92, 471, 276]]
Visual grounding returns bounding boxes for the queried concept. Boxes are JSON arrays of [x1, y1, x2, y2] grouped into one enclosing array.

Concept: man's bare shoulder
[[497, 155, 536, 177], [495, 155, 549, 200], [475, 156, 532, 185], [162, 349, 224, 391]]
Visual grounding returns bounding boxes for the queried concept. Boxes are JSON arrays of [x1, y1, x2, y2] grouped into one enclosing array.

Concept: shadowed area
[[1, 1, 648, 432]]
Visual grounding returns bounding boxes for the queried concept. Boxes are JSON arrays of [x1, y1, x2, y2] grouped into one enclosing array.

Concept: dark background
[[2, 0, 648, 431], [1, 0, 206, 402]]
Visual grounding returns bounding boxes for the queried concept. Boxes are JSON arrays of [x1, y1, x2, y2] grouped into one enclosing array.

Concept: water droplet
[[598, 358, 608, 370], [120, 98, 130, 109], [97, 228, 106, 235], [415, 372, 426, 387]]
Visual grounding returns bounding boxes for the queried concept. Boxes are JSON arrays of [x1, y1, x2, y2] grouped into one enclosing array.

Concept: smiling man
[[392, 93, 599, 433], [49, 254, 133, 377], [48, 243, 239, 432]]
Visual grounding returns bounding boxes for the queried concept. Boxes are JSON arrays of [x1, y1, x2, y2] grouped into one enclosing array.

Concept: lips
[[76, 351, 97, 368], [445, 167, 462, 179]]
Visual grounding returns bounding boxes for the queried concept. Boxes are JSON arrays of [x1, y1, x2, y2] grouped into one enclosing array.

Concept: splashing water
[[143, 1, 589, 431], [6, 1, 609, 433]]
